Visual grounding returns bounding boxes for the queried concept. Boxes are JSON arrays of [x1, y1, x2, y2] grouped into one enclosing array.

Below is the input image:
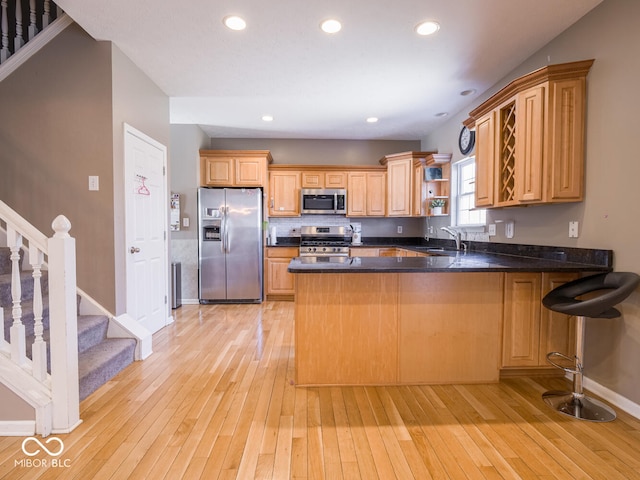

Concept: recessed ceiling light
[[435, 112, 448, 118], [415, 21, 440, 36], [366, 117, 379, 123], [321, 19, 342, 34], [223, 15, 246, 31], [262, 115, 274, 122], [460, 89, 477, 96]]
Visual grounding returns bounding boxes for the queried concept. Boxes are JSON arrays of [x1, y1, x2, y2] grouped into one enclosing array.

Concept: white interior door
[[124, 124, 169, 334]]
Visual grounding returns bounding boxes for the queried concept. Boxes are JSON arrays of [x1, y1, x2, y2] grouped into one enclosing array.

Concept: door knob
[[130, 246, 141, 254]]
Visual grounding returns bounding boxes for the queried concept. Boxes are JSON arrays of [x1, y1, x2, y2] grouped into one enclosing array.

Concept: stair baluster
[[8, 228, 26, 365], [30, 246, 47, 381], [28, 0, 37, 39], [14, 0, 24, 52], [42, 0, 49, 27], [1, 0, 9, 63]]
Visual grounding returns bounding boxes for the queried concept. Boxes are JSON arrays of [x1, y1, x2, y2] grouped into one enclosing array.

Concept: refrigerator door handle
[[219, 206, 226, 253], [223, 206, 231, 253]]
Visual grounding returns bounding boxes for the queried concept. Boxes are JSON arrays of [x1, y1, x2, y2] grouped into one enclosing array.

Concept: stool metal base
[[542, 390, 616, 422]]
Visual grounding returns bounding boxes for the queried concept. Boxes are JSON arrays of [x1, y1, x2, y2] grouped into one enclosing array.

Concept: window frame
[[451, 156, 486, 228]]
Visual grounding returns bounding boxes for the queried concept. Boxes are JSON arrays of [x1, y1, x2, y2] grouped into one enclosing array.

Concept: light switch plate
[[88, 175, 99, 191], [569, 221, 579, 238], [182, 218, 190, 228]]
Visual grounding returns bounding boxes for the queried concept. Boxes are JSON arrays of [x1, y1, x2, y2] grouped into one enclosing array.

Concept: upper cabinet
[[200, 150, 272, 187], [347, 169, 387, 217], [301, 170, 348, 189], [379, 151, 450, 217], [465, 59, 593, 208], [268, 167, 301, 217]]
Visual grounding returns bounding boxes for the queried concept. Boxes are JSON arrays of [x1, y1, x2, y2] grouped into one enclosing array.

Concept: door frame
[[123, 123, 171, 331]]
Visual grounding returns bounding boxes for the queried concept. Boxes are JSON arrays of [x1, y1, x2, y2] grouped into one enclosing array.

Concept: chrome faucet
[[441, 226, 461, 250]]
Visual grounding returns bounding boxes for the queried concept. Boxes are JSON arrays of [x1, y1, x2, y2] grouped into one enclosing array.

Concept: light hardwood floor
[[2, 301, 640, 479]]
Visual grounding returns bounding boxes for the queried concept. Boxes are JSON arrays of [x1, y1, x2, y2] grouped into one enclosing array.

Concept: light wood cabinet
[[265, 247, 298, 300], [200, 150, 272, 187], [301, 171, 347, 189], [386, 157, 413, 216], [268, 171, 301, 217], [502, 272, 578, 370], [466, 60, 593, 208], [380, 151, 449, 217], [349, 247, 379, 257], [347, 170, 386, 217]]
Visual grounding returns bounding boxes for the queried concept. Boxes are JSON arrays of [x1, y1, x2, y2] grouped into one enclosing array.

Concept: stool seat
[[541, 271, 640, 422], [543, 272, 640, 319]]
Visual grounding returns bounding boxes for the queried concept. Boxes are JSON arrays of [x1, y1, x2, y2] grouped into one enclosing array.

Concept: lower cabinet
[[502, 272, 578, 371], [265, 247, 298, 300]]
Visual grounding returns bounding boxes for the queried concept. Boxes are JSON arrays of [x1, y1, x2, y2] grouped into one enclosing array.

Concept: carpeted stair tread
[[77, 315, 110, 353], [78, 338, 136, 401]]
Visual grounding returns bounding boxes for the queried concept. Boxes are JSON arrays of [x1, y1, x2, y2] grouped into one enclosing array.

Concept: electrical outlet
[[569, 221, 579, 238], [428, 226, 434, 235], [182, 217, 189, 228], [505, 221, 515, 239], [488, 224, 496, 236], [397, 226, 403, 234]]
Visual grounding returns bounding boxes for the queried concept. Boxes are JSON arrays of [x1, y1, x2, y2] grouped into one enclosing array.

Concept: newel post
[[47, 215, 80, 432]]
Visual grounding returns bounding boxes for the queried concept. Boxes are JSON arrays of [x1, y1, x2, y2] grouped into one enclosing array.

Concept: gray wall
[[0, 384, 34, 421], [422, 0, 640, 403]]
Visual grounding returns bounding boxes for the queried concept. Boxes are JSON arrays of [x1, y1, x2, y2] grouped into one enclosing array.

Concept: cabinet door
[[269, 172, 301, 216], [301, 172, 324, 188], [236, 157, 265, 186], [202, 157, 234, 186], [413, 165, 425, 216], [502, 273, 542, 367], [366, 172, 386, 216], [266, 258, 296, 295], [325, 171, 347, 188], [539, 272, 578, 362], [387, 159, 412, 216], [516, 85, 545, 203], [474, 113, 495, 207], [347, 172, 367, 216], [548, 78, 586, 202]]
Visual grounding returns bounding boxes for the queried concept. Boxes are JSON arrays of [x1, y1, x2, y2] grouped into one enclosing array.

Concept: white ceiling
[[55, 0, 602, 140]]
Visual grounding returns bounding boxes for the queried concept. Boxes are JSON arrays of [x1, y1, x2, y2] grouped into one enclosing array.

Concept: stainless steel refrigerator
[[198, 187, 263, 303]]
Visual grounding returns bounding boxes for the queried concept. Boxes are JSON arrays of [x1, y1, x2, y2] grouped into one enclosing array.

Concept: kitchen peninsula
[[289, 244, 611, 386]]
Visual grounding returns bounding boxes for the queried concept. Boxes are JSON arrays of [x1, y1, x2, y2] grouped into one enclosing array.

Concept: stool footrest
[[546, 351, 581, 375]]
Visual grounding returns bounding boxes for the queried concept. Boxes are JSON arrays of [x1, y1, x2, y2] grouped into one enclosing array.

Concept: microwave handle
[[334, 192, 338, 214]]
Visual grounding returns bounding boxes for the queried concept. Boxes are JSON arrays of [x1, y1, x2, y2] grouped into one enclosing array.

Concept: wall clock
[[458, 126, 475, 155]]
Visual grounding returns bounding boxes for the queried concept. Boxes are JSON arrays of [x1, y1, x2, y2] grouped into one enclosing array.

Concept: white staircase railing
[[1, 0, 62, 65], [0, 200, 80, 436]]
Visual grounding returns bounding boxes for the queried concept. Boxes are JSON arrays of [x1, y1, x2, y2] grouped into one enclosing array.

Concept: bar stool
[[541, 272, 640, 422]]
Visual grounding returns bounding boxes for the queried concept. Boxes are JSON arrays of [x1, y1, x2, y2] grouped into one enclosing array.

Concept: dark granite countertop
[[287, 238, 613, 274]]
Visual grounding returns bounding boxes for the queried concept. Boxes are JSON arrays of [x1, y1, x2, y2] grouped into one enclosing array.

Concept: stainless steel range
[[299, 226, 351, 257]]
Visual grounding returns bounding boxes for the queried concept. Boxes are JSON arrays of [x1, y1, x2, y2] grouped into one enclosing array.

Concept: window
[[452, 157, 486, 227]]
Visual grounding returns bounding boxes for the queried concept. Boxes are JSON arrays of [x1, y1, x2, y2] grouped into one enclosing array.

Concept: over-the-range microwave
[[300, 189, 347, 215]]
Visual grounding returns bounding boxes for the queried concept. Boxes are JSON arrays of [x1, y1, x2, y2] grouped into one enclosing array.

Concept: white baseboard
[[0, 420, 35, 436], [582, 375, 640, 420]]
